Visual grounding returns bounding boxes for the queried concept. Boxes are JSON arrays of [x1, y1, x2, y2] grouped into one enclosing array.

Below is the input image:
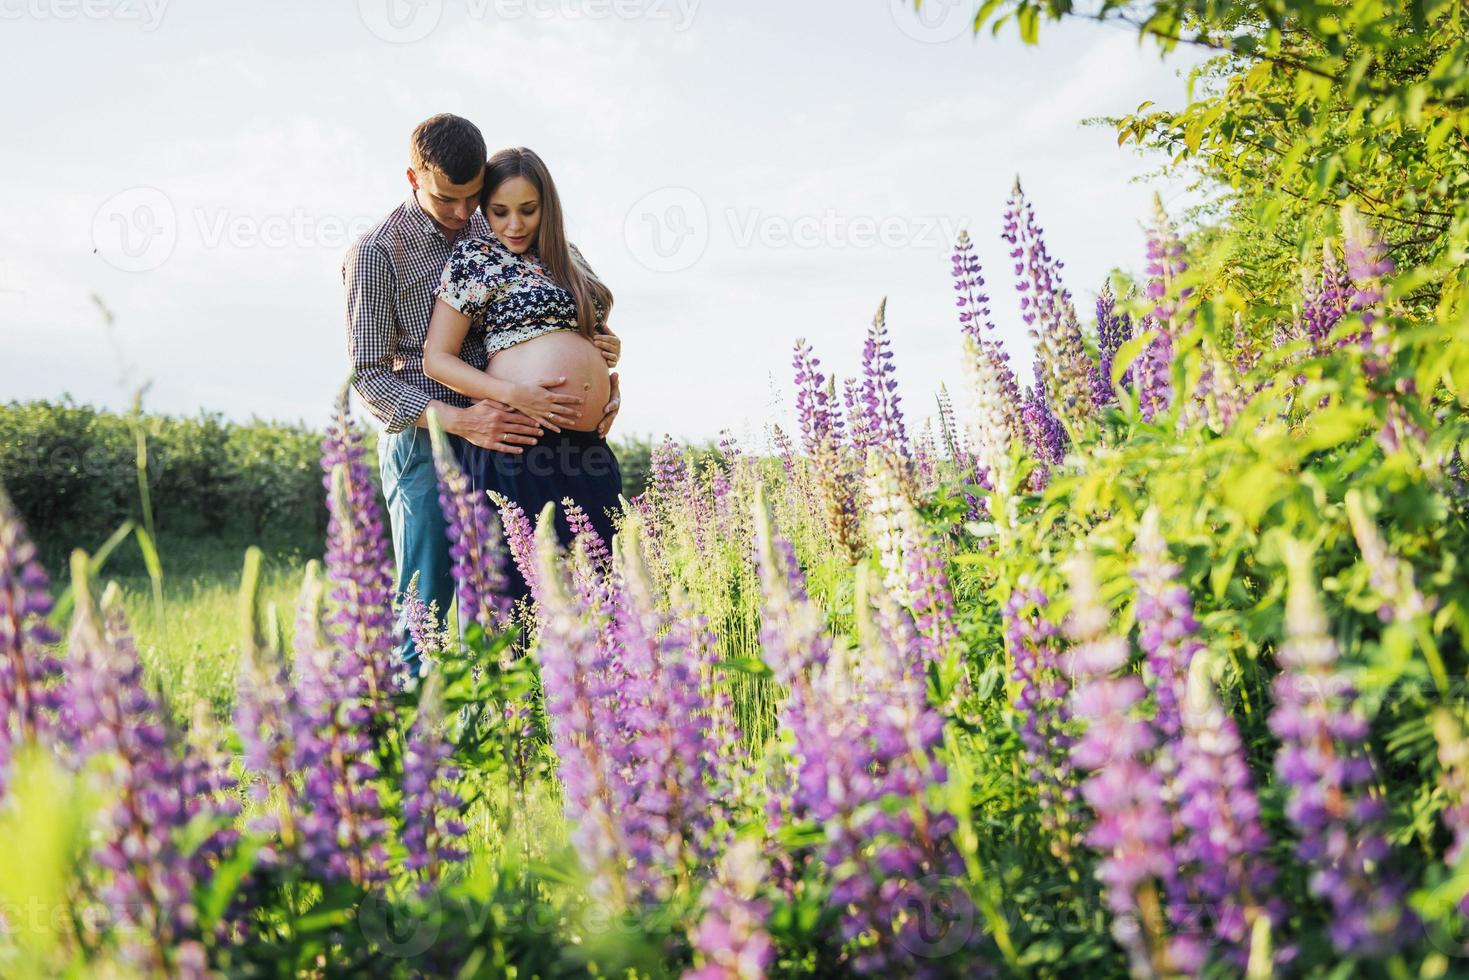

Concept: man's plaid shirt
[[343, 193, 493, 433]]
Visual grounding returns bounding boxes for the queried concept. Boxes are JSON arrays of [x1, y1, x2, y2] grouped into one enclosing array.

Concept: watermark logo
[[623, 187, 709, 273], [894, 876, 976, 960], [1422, 872, 1469, 958], [358, 0, 444, 43], [356, 887, 443, 956], [91, 187, 177, 273], [889, 0, 972, 44]]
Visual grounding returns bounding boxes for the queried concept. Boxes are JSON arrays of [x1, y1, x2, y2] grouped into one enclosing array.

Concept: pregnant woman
[[424, 147, 624, 601]]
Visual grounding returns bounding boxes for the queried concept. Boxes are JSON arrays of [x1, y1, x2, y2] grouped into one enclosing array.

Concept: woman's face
[[486, 176, 541, 254]]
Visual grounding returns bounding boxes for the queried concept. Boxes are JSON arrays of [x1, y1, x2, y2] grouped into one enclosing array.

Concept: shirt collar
[[404, 190, 472, 246]]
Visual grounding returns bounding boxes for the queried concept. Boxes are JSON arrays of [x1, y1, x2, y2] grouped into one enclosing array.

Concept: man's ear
[[405, 167, 420, 190]]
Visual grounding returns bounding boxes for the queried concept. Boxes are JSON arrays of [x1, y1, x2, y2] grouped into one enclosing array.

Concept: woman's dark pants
[[458, 428, 623, 608]]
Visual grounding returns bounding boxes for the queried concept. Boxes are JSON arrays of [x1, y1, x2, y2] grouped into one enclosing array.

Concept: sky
[[0, 0, 1206, 447]]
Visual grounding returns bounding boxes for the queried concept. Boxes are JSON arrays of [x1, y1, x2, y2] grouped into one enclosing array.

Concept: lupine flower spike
[[1063, 552, 1177, 978], [431, 420, 512, 636], [0, 489, 65, 797], [1268, 542, 1413, 956]]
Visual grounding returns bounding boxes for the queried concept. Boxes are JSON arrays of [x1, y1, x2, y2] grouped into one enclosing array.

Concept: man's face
[[406, 166, 484, 236]]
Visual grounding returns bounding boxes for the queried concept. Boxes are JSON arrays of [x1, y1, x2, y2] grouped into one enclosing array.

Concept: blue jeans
[[378, 425, 456, 674]]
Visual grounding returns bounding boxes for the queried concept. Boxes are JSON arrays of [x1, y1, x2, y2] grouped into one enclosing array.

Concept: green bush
[[0, 399, 328, 562]]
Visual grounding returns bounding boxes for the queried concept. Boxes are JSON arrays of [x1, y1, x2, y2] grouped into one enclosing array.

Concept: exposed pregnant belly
[[486, 329, 610, 433]]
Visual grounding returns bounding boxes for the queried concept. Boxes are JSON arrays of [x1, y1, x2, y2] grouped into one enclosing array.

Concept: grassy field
[[59, 531, 315, 719]]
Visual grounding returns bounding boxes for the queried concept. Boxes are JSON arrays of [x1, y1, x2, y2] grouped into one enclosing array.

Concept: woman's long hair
[[481, 147, 613, 339]]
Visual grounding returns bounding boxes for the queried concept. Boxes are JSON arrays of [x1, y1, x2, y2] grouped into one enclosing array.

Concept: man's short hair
[[409, 114, 487, 185]]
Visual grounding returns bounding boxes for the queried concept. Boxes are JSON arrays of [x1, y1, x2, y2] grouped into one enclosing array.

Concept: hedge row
[[0, 399, 657, 562]]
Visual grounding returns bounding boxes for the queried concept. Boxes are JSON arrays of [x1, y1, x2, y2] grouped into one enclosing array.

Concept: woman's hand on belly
[[503, 378, 587, 433], [487, 331, 612, 433]]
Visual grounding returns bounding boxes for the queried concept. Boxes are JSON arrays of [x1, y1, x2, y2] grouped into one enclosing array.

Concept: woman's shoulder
[[451, 233, 514, 259], [446, 234, 515, 278]]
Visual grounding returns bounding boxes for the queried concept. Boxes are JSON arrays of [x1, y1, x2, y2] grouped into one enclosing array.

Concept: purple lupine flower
[[321, 389, 400, 712], [1020, 358, 1066, 491], [952, 228, 995, 344], [1136, 197, 1193, 422], [1003, 178, 1071, 340], [792, 339, 841, 457], [1135, 316, 1175, 424], [912, 419, 938, 487], [1169, 657, 1284, 972], [1133, 508, 1280, 971], [291, 683, 390, 885], [1268, 548, 1414, 956], [769, 424, 799, 484], [1145, 195, 1192, 330], [562, 496, 616, 617], [289, 557, 389, 887], [752, 485, 831, 688], [488, 492, 540, 608], [755, 496, 972, 974], [65, 578, 237, 977], [1004, 178, 1093, 428], [1095, 282, 1132, 398], [606, 518, 727, 902], [711, 429, 743, 503], [1132, 509, 1199, 743], [398, 576, 449, 661], [1063, 553, 1178, 978], [562, 496, 611, 567], [0, 490, 64, 796], [842, 376, 875, 458], [402, 674, 469, 891], [1003, 579, 1081, 860], [855, 298, 910, 458], [684, 839, 775, 980], [650, 434, 691, 502], [432, 432, 512, 635], [1300, 242, 1350, 351], [532, 505, 635, 905], [234, 638, 308, 856], [792, 339, 863, 562]]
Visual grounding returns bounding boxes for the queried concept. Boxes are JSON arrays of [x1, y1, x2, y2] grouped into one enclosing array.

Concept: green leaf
[[1112, 329, 1156, 387], [198, 836, 265, 931]]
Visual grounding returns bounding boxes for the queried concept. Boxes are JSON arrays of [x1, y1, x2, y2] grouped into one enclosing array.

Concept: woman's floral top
[[436, 234, 604, 354]]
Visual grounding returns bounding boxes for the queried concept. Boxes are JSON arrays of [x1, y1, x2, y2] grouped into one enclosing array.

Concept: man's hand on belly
[[456, 399, 544, 454], [596, 372, 621, 439]]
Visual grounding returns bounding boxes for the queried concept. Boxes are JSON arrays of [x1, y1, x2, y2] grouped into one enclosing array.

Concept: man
[[343, 112, 619, 672]]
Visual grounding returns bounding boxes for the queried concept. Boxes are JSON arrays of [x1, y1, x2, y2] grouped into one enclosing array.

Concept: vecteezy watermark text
[[623, 186, 968, 272], [91, 187, 383, 272], [357, 0, 699, 44], [0, 0, 168, 30]]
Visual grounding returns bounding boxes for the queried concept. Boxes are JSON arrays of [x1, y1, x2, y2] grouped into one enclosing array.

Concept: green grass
[[56, 530, 317, 720]]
